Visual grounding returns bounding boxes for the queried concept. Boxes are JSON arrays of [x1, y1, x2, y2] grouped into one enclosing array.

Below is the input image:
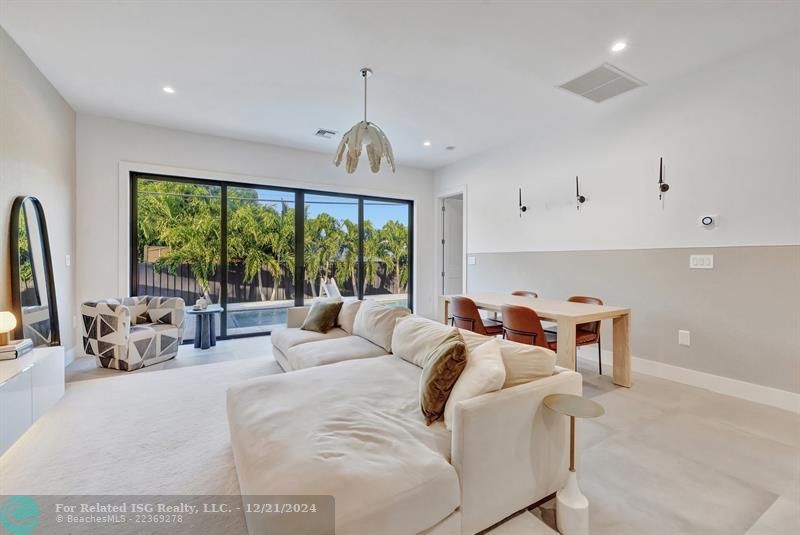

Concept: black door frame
[[129, 172, 414, 341]]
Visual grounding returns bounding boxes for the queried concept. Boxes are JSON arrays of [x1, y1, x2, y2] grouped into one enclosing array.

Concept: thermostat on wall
[[699, 215, 717, 230]]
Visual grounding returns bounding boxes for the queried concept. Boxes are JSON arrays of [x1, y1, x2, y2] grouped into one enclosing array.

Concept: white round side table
[[543, 393, 605, 535]]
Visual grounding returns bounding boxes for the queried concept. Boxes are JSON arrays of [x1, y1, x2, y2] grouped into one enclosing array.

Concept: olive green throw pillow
[[301, 300, 343, 333], [419, 331, 468, 425]]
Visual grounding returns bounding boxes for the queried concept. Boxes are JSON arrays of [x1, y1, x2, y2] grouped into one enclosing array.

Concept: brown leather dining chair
[[546, 295, 604, 373], [500, 304, 557, 350], [450, 296, 503, 336], [512, 290, 539, 298]]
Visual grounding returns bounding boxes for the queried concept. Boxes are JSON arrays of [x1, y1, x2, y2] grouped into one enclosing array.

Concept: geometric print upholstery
[[81, 296, 185, 371], [146, 296, 186, 328]]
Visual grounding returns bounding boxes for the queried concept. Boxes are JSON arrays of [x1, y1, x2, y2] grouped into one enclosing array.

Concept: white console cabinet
[[0, 346, 65, 455]]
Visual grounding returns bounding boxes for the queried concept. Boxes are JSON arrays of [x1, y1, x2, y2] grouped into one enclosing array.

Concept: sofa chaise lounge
[[227, 301, 581, 535]]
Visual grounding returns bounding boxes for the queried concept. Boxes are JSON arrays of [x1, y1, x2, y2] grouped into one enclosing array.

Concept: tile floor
[[66, 338, 800, 534]]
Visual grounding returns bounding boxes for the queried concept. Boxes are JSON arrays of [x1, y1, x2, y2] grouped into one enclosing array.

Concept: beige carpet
[[3, 343, 797, 535], [1, 357, 282, 534]]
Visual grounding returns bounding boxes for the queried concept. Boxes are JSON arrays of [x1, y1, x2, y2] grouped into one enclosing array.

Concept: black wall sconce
[[658, 157, 670, 200], [576, 176, 586, 211], [518, 187, 527, 218]]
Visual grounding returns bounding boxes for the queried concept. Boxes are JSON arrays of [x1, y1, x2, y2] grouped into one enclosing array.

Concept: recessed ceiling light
[[423, 141, 431, 147], [445, 146, 456, 151], [611, 41, 627, 52], [162, 86, 175, 94]]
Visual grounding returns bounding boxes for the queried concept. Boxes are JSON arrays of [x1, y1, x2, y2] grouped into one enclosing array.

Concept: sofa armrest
[[451, 369, 583, 535], [80, 300, 133, 356], [286, 306, 311, 328]]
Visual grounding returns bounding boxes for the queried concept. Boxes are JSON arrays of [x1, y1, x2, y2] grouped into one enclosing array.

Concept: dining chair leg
[[597, 337, 602, 375]]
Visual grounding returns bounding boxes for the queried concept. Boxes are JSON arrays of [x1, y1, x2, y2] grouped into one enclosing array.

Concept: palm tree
[[339, 219, 359, 294], [265, 203, 296, 300], [228, 203, 271, 301], [145, 181, 221, 297], [380, 220, 409, 293], [361, 220, 388, 295], [304, 212, 345, 296]]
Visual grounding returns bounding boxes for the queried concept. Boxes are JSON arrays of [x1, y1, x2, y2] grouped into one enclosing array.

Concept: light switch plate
[[689, 254, 713, 269], [65, 254, 71, 267], [678, 330, 691, 347], [467, 256, 476, 265]]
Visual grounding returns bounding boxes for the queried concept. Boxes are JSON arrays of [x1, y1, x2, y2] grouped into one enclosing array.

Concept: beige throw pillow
[[392, 315, 458, 367], [458, 329, 556, 388], [419, 331, 467, 425], [301, 300, 343, 333], [336, 300, 362, 334], [443, 338, 506, 430], [352, 300, 411, 352]]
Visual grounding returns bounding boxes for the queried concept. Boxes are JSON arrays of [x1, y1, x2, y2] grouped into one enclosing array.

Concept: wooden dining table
[[440, 293, 631, 387]]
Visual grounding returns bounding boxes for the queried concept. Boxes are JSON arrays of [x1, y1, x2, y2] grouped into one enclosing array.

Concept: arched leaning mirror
[[10, 196, 60, 347]]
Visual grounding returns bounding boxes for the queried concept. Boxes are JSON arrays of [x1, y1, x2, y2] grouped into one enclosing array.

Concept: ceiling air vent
[[315, 128, 337, 139], [559, 63, 645, 103]]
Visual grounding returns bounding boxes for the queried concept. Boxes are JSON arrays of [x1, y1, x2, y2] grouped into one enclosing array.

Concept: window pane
[[134, 177, 221, 341], [363, 200, 410, 308], [304, 194, 359, 300], [226, 187, 296, 334]]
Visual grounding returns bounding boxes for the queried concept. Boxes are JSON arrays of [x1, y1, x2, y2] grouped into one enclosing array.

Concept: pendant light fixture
[[334, 68, 396, 174]]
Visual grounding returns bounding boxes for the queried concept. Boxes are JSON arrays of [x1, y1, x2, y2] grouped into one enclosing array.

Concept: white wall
[[435, 34, 800, 253], [75, 115, 436, 342], [0, 26, 76, 358]]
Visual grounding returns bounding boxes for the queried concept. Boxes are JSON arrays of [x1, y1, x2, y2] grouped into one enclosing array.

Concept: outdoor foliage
[[17, 214, 33, 287], [136, 179, 409, 301]]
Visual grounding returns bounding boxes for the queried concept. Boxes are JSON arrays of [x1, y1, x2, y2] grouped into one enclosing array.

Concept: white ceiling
[[2, 1, 797, 170]]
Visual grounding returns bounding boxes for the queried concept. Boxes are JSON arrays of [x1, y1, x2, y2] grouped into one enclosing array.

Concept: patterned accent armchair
[[81, 296, 185, 371]]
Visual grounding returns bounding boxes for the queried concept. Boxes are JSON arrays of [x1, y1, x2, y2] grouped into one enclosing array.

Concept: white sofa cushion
[[336, 300, 362, 334], [270, 326, 349, 357], [285, 335, 388, 370], [352, 300, 411, 353], [392, 315, 458, 367], [227, 356, 459, 535], [459, 329, 556, 388], [444, 338, 506, 430]]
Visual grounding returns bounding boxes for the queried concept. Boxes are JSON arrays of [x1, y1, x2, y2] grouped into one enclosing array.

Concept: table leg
[[200, 315, 211, 350], [440, 297, 450, 325], [612, 313, 631, 387], [194, 316, 202, 349], [210, 314, 217, 347], [556, 319, 577, 370]]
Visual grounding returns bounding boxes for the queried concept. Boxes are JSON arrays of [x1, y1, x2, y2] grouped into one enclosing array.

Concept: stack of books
[[0, 339, 33, 361]]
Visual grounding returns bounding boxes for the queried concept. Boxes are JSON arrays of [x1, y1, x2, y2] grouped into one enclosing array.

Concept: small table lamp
[[0, 311, 17, 346], [543, 393, 604, 535]]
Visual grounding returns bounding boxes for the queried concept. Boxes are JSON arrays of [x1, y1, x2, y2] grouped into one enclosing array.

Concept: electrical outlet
[[678, 330, 691, 347], [65, 254, 71, 267], [689, 254, 713, 269]]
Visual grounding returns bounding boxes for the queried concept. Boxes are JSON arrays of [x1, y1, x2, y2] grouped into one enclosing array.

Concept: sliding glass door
[[304, 194, 359, 301], [362, 199, 412, 307], [131, 172, 412, 340], [226, 186, 297, 335], [132, 177, 221, 341]]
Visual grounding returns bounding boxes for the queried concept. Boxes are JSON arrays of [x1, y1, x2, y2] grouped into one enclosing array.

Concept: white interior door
[[442, 196, 463, 295]]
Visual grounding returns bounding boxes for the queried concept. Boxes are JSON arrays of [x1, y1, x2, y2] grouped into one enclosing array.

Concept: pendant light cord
[[363, 70, 368, 123]]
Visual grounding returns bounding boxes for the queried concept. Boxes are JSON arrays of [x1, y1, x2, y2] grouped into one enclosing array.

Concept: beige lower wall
[[466, 245, 800, 393], [0, 26, 76, 353]]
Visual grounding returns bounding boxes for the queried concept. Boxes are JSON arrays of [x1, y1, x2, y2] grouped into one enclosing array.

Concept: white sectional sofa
[[228, 302, 582, 535], [270, 301, 390, 371]]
